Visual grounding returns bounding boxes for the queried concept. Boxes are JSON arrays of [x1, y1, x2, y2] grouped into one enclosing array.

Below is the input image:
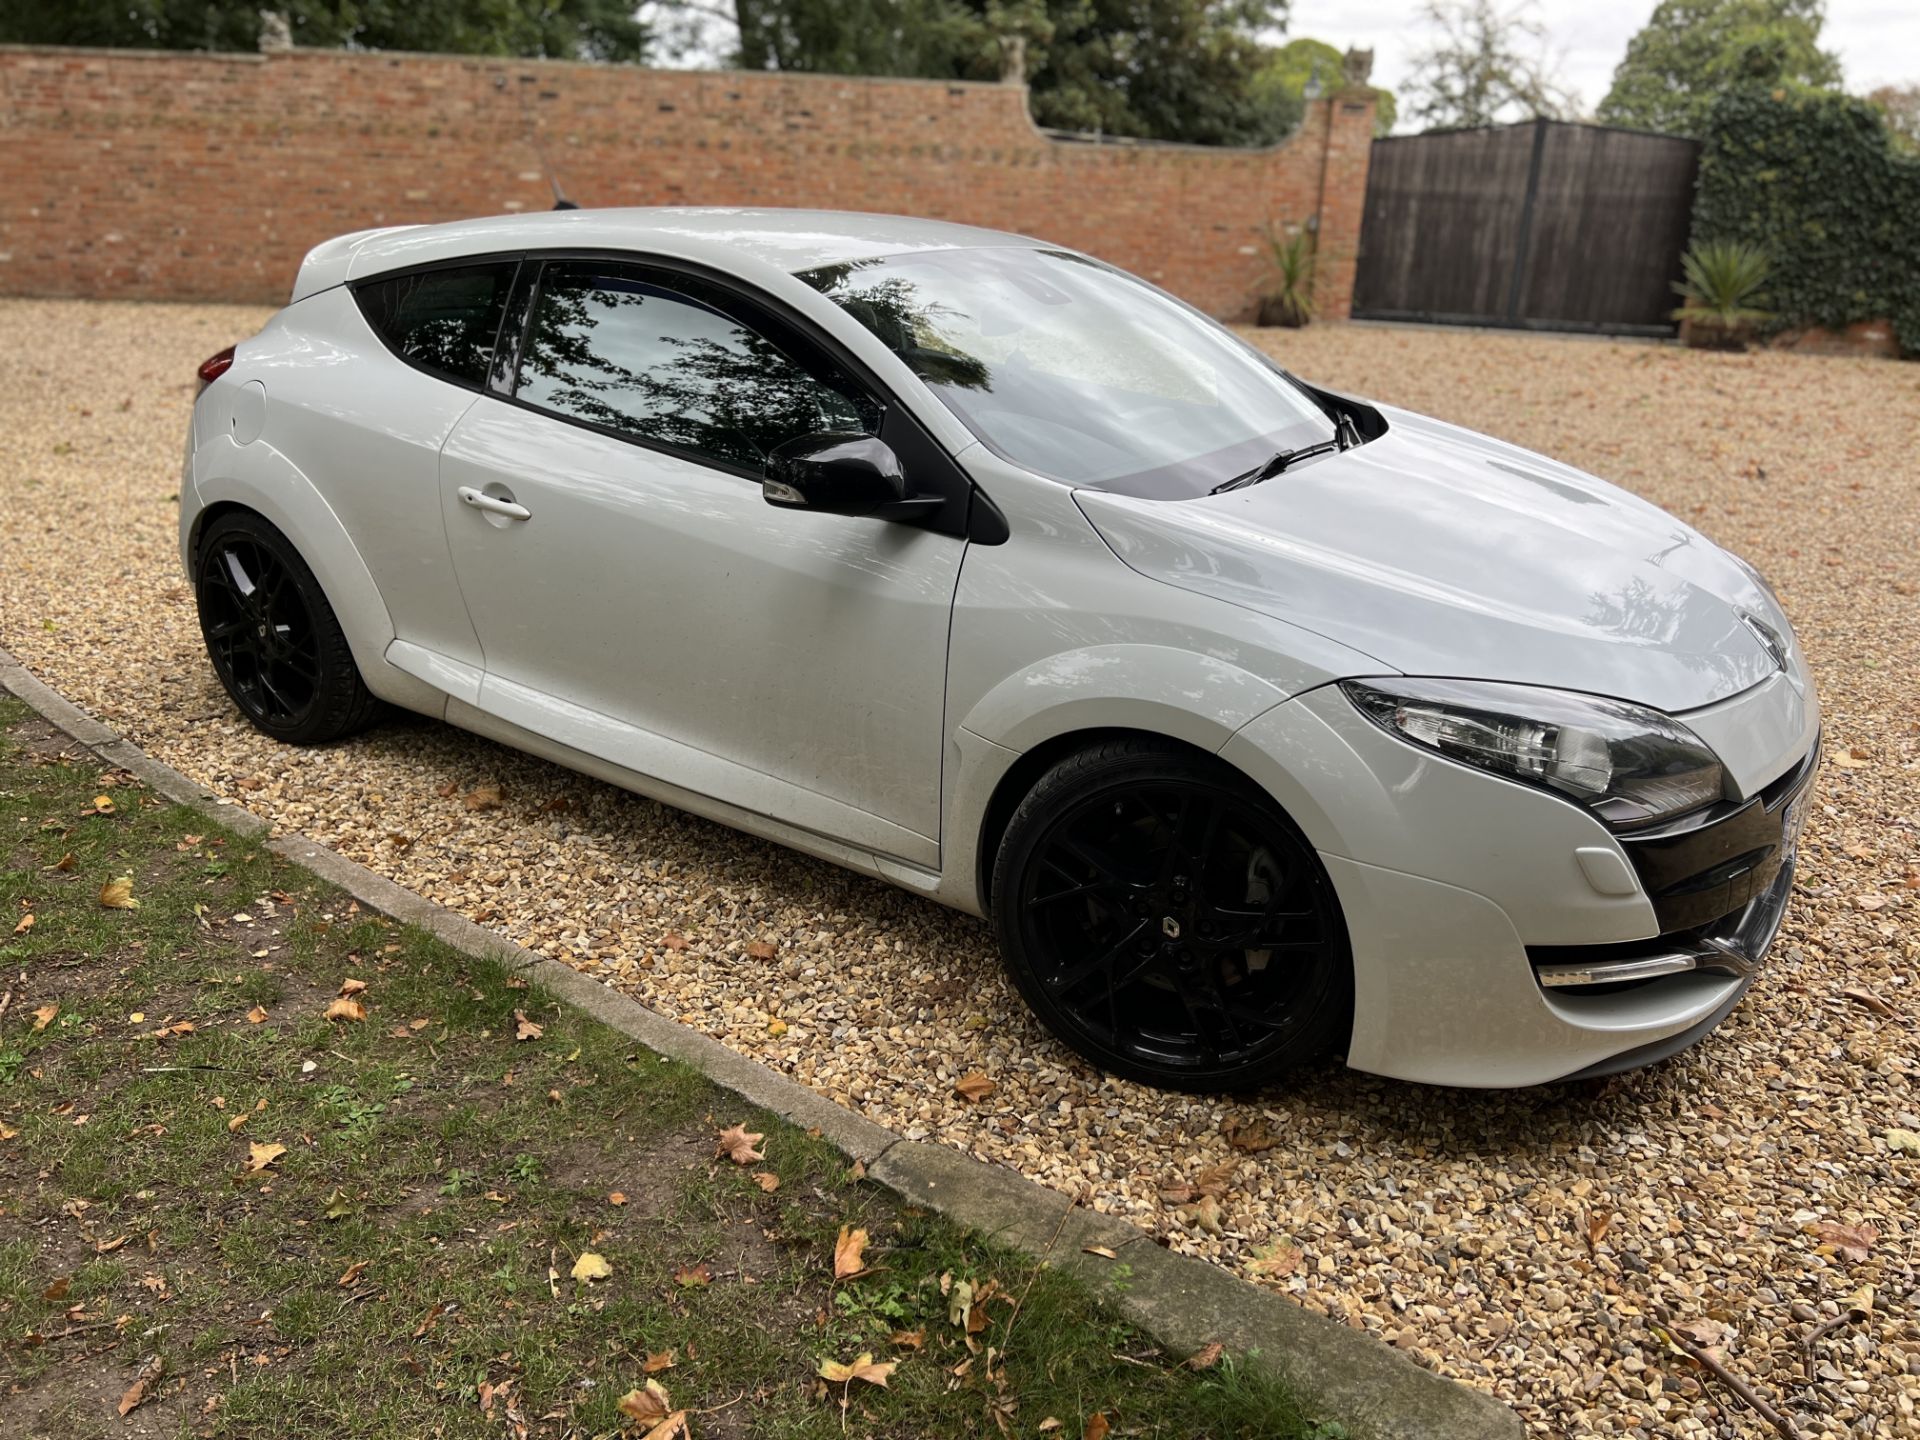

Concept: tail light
[[196, 345, 237, 393]]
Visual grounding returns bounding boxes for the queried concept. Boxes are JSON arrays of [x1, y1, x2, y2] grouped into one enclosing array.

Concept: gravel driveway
[[2, 299, 1914, 1438]]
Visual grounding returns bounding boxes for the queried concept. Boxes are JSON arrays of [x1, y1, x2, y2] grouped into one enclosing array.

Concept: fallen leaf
[[408, 1017, 431, 1031], [570, 1251, 612, 1283], [337, 1259, 369, 1287], [513, 1009, 543, 1042], [643, 1350, 677, 1373], [1176, 1194, 1226, 1237], [1082, 1245, 1118, 1259], [1846, 1285, 1875, 1318], [462, 785, 504, 811], [31, 1004, 58, 1033], [640, 1414, 688, 1440], [715, 1123, 764, 1165], [41, 1276, 70, 1302], [890, 1328, 925, 1349], [90, 794, 116, 815], [1812, 1220, 1877, 1262], [1588, 1211, 1613, 1249], [1038, 1421, 1064, 1434], [118, 1355, 163, 1416], [1187, 1341, 1224, 1370], [1842, 986, 1897, 1018], [752, 1171, 780, 1193], [663, 933, 688, 951], [226, 1112, 249, 1133], [337, 977, 367, 997], [1084, 1414, 1111, 1440], [673, 1262, 711, 1288], [1831, 748, 1870, 769], [745, 938, 778, 960], [766, 1017, 788, 1037], [954, 1072, 995, 1103], [609, 1191, 628, 1206], [834, 1224, 870, 1280], [1246, 1242, 1303, 1278], [324, 997, 365, 1023], [617, 1379, 672, 1426], [98, 875, 140, 910], [246, 1142, 286, 1173], [245, 1006, 269, 1024], [1192, 1158, 1237, 1199], [0, 1124, 17, 1141], [948, 1278, 974, 1329], [1669, 1317, 1731, 1348], [51, 852, 75, 872], [1222, 1118, 1280, 1153], [817, 1352, 896, 1387], [11, 913, 32, 935]]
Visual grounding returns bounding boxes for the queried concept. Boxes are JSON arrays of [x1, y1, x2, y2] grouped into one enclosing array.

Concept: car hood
[[1074, 405, 1788, 714]]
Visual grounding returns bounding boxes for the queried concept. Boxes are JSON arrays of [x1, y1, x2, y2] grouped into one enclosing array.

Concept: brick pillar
[[1310, 89, 1376, 322]]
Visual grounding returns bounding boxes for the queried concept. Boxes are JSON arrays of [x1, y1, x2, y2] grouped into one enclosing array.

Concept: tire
[[991, 738, 1351, 1092], [194, 510, 384, 745]]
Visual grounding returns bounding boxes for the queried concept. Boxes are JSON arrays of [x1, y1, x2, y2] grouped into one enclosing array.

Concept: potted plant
[[1672, 239, 1772, 351], [1257, 225, 1317, 328]]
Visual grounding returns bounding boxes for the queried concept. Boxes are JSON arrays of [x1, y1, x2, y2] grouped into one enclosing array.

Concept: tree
[[1252, 37, 1398, 138], [671, 0, 1290, 147], [1866, 83, 1920, 153], [1596, 0, 1841, 137], [1011, 0, 1291, 145], [0, 0, 648, 61], [1401, 0, 1573, 131]]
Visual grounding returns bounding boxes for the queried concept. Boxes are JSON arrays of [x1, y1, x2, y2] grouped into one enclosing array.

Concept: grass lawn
[[0, 696, 1338, 1440]]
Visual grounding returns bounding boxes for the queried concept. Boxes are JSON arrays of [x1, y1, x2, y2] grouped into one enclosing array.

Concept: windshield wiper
[[1210, 411, 1362, 495]]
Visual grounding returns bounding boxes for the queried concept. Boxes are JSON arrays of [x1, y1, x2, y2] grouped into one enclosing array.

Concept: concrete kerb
[[0, 645, 1523, 1440]]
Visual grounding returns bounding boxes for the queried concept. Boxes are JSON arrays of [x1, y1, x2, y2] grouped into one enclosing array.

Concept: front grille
[[1616, 739, 1818, 932]]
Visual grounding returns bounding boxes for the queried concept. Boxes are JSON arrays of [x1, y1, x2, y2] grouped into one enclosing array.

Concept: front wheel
[[991, 739, 1352, 1092], [194, 510, 384, 745]]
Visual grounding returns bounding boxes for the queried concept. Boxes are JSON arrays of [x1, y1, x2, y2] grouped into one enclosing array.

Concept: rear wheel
[[992, 739, 1351, 1092], [194, 510, 383, 745]]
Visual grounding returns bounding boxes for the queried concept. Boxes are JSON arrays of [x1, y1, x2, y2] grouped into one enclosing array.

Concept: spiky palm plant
[[1672, 239, 1773, 345]]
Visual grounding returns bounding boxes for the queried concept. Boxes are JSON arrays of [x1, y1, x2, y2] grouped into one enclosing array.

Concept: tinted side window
[[515, 262, 877, 473], [356, 262, 518, 388]]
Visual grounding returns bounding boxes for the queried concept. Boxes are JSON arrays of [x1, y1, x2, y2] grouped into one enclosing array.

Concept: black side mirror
[[762, 433, 941, 522]]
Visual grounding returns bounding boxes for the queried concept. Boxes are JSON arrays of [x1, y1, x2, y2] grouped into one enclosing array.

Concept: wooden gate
[[1351, 119, 1700, 335]]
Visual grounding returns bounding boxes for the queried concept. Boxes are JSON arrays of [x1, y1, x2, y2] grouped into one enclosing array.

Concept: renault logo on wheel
[[1161, 916, 1182, 939]]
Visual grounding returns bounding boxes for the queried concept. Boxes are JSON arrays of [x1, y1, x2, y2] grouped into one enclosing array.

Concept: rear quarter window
[[354, 261, 518, 388]]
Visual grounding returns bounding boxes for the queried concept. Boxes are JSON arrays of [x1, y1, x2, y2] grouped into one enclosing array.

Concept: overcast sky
[[1286, 0, 1916, 128]]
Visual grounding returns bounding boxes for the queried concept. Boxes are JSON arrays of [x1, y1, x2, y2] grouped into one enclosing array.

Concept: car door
[[438, 257, 966, 868]]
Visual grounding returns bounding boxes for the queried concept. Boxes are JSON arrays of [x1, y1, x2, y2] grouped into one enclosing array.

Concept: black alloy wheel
[[993, 739, 1351, 1092], [194, 510, 383, 745]]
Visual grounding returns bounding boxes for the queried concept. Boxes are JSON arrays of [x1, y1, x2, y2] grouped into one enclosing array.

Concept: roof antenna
[[497, 73, 579, 211]]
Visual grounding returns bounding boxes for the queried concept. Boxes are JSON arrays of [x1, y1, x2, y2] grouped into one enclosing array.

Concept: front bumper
[[1221, 682, 1817, 1088]]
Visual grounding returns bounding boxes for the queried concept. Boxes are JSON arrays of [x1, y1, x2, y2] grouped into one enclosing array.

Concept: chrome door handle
[[457, 486, 531, 522]]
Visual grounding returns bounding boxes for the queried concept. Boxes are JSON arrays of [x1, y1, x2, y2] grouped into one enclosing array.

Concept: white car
[[182, 208, 1819, 1091]]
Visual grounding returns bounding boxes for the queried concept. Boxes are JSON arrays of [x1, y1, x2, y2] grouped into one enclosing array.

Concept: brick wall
[[0, 45, 1373, 320]]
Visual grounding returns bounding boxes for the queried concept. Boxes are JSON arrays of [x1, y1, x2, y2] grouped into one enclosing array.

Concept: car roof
[[341, 207, 1049, 280]]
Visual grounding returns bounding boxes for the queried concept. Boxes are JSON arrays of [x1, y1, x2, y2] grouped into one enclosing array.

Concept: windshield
[[798, 248, 1334, 499]]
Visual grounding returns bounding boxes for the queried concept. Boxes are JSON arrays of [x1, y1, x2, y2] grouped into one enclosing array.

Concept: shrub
[[1258, 226, 1317, 327], [1672, 238, 1772, 331], [1690, 85, 1920, 356]]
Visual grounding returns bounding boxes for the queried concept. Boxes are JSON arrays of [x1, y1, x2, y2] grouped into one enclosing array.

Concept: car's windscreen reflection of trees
[[801, 262, 992, 392], [364, 266, 514, 387], [518, 271, 875, 471]]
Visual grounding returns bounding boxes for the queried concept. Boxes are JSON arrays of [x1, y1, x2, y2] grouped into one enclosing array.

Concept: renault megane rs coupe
[[182, 208, 1819, 1091]]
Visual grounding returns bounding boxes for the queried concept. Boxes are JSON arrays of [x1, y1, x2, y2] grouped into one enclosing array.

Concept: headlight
[[1341, 678, 1724, 830]]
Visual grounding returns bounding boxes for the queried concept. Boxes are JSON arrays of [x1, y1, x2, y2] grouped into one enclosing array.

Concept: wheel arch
[[972, 726, 1279, 915], [188, 449, 444, 715]]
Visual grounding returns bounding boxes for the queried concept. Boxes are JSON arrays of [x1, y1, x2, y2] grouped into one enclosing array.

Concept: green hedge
[[1691, 86, 1920, 356]]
